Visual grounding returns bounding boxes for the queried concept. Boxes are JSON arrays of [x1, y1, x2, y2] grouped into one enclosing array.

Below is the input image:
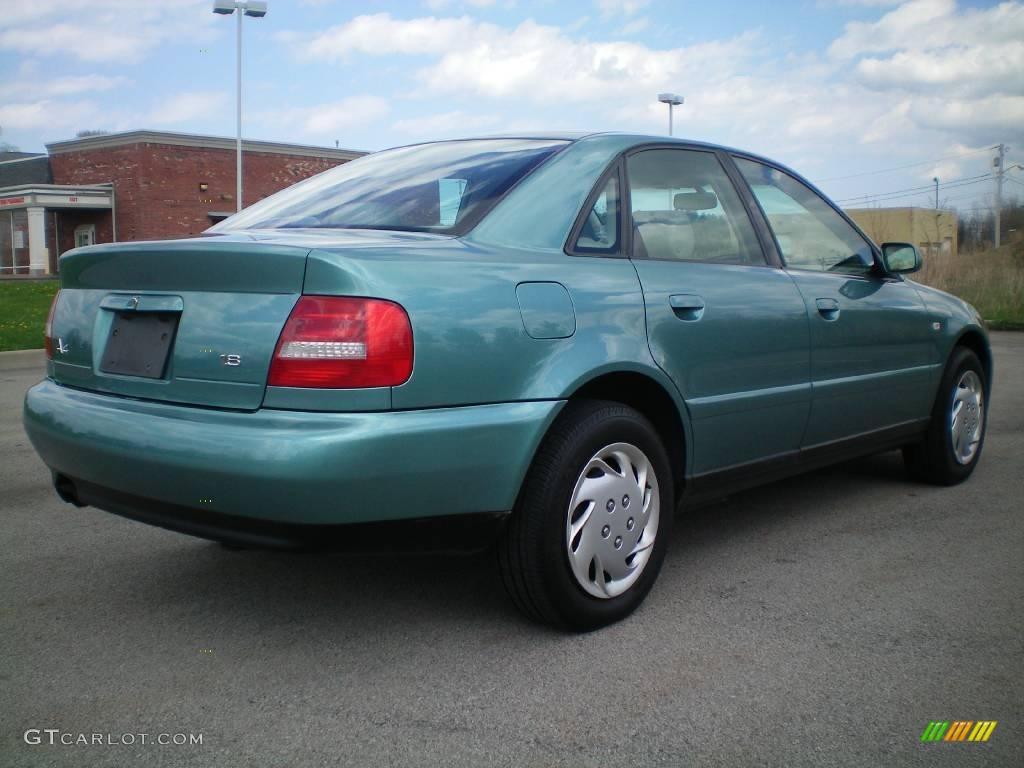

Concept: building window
[[74, 224, 96, 248]]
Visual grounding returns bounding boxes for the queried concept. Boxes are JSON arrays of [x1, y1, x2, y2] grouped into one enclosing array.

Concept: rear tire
[[903, 347, 987, 486], [498, 400, 674, 631]]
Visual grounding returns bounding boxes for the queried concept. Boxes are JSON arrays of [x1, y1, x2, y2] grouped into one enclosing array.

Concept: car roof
[[418, 131, 783, 167]]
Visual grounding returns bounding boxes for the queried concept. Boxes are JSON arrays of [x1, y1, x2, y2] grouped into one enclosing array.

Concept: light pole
[[213, 0, 268, 212], [657, 93, 684, 136]]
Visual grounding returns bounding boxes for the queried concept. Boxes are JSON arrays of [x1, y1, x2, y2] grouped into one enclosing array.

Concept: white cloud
[[46, 75, 127, 97], [392, 110, 501, 138], [306, 14, 479, 60], [289, 4, 1024, 165], [922, 160, 962, 183], [247, 96, 390, 142], [912, 95, 1024, 143], [829, 0, 1024, 59], [0, 0, 139, 26], [301, 96, 391, 136], [0, 23, 146, 62], [0, 100, 103, 133], [0, 0, 215, 63], [304, 14, 757, 105], [146, 91, 227, 125], [857, 43, 1024, 97], [597, 0, 650, 17], [0, 74, 127, 100], [619, 17, 650, 35], [822, 0, 1024, 147], [422, 0, 497, 7], [818, 0, 904, 7]]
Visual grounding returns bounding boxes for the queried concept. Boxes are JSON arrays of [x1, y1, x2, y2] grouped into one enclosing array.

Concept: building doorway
[[74, 224, 96, 248]]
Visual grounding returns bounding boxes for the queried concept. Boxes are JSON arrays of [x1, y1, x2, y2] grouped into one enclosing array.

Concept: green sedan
[[24, 133, 991, 630]]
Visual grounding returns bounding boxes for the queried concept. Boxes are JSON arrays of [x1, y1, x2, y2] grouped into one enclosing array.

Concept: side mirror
[[880, 242, 921, 274]]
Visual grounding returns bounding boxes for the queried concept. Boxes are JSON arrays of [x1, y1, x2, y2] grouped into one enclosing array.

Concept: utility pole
[[933, 177, 939, 209], [994, 143, 1005, 248]]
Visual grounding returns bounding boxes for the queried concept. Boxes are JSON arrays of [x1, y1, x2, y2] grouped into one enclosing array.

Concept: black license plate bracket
[[100, 311, 179, 379]]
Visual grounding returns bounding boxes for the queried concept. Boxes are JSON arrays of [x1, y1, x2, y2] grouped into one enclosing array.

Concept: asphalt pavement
[[1, 337, 1021, 767]]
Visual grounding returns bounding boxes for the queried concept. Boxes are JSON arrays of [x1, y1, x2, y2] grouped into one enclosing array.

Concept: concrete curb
[[0, 348, 46, 370]]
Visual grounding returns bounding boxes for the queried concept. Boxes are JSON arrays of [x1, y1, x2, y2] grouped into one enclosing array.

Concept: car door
[[733, 156, 937, 447], [624, 147, 811, 477]]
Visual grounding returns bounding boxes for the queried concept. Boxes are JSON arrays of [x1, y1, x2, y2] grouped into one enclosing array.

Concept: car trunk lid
[[49, 238, 309, 410]]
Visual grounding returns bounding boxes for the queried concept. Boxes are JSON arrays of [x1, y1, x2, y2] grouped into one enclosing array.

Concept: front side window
[[572, 172, 620, 254], [734, 157, 874, 275], [210, 139, 568, 235], [626, 149, 765, 265]]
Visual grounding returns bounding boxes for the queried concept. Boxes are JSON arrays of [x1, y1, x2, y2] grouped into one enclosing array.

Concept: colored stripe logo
[[921, 721, 997, 742]]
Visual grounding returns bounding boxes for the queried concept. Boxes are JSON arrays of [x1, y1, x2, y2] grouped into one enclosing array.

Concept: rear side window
[[625, 149, 765, 265], [572, 172, 621, 254], [211, 139, 568, 235], [734, 157, 874, 275], [438, 178, 468, 226]]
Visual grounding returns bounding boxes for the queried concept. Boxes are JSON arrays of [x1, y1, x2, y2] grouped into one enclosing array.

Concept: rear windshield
[[210, 139, 568, 235]]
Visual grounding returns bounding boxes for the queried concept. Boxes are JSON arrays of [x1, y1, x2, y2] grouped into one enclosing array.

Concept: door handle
[[815, 297, 840, 321], [669, 294, 705, 321]]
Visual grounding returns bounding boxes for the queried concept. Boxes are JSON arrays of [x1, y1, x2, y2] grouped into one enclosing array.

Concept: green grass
[[0, 280, 59, 351], [914, 243, 1024, 330]]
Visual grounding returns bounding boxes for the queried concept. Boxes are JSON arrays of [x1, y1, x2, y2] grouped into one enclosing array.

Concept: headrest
[[674, 192, 718, 211]]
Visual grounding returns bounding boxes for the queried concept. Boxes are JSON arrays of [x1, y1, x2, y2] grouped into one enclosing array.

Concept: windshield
[[210, 138, 568, 235]]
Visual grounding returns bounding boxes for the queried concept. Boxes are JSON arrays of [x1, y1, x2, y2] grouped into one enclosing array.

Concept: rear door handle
[[669, 294, 705, 321], [815, 297, 840, 321]]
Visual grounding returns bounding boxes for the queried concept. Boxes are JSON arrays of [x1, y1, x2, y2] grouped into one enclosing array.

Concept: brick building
[[0, 130, 364, 276]]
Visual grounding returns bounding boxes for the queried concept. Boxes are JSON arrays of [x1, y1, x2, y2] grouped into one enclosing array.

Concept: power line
[[940, 185, 999, 201], [836, 172, 991, 202], [942, 192, 992, 205], [837, 174, 991, 205], [812, 146, 994, 183]]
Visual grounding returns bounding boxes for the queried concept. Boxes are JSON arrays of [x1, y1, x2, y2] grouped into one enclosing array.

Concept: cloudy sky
[[1, 0, 1022, 211]]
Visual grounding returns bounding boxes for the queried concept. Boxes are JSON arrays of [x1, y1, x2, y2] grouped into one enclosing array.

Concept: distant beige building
[[846, 207, 958, 258]]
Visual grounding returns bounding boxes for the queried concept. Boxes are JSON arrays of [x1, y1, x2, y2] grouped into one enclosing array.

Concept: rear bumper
[[24, 379, 562, 529], [61, 478, 510, 550]]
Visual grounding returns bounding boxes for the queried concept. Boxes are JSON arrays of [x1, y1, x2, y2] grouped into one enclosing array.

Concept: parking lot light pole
[[212, 0, 268, 212], [657, 93, 684, 137]]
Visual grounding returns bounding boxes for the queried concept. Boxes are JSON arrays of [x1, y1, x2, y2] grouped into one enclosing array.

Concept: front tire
[[498, 400, 674, 631], [903, 347, 987, 485]]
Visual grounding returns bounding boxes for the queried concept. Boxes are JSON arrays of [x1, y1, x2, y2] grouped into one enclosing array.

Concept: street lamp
[[213, 0, 268, 212], [657, 93, 684, 136]]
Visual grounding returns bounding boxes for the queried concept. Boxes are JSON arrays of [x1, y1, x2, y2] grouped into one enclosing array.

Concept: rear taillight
[[268, 296, 413, 389], [44, 289, 61, 359]]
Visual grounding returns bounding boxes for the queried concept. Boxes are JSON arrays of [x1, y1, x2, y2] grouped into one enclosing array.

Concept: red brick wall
[[50, 145, 145, 241], [49, 142, 349, 242], [55, 210, 113, 258]]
